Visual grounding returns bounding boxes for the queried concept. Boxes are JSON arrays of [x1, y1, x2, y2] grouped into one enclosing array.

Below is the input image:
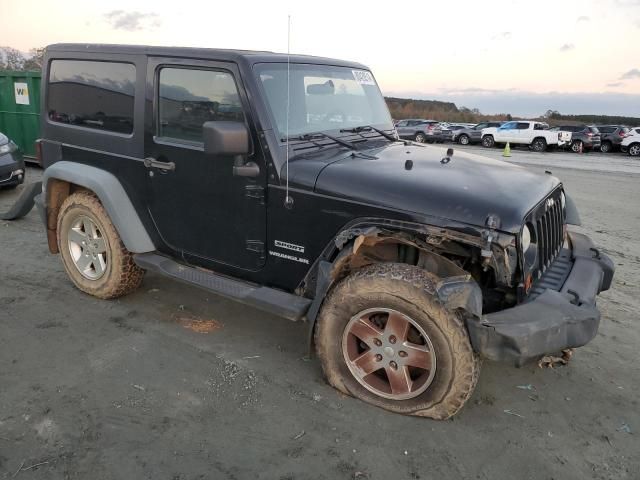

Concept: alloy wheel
[[342, 308, 437, 400], [629, 144, 640, 156], [67, 215, 108, 280], [459, 135, 469, 145]]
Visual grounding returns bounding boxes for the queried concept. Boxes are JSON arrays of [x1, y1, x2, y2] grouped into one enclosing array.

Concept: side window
[[533, 123, 546, 131], [501, 122, 516, 130], [475, 123, 487, 129], [517, 122, 530, 130], [158, 68, 244, 144], [47, 60, 136, 134], [396, 120, 408, 127]]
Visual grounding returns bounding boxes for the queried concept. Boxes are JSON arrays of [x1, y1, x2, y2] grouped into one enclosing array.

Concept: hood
[[305, 142, 560, 233]]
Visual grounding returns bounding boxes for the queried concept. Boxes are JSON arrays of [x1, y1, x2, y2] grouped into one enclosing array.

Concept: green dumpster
[[0, 70, 41, 158]]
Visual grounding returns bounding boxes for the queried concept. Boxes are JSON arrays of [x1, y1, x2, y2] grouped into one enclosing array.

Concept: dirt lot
[[1, 151, 639, 479]]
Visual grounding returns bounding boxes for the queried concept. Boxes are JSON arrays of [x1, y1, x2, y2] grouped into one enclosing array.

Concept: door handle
[[233, 161, 260, 177], [144, 157, 175, 171]]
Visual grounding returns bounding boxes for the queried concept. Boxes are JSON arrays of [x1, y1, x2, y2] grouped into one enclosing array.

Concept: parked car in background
[[621, 127, 640, 156], [0, 131, 25, 189], [550, 125, 601, 153], [395, 119, 442, 143], [595, 125, 630, 153], [445, 124, 466, 142], [482, 121, 562, 152], [454, 121, 503, 145]]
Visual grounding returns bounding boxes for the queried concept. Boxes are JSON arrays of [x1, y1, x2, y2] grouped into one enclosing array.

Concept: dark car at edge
[[0, 132, 26, 189]]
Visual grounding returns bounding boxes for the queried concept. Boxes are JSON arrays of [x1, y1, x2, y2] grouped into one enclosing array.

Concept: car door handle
[[144, 157, 175, 171]]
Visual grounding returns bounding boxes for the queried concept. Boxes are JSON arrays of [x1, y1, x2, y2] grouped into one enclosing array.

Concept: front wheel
[[315, 263, 480, 419], [481, 135, 495, 148], [57, 191, 145, 299], [628, 143, 640, 157], [600, 141, 612, 153], [458, 134, 470, 145]]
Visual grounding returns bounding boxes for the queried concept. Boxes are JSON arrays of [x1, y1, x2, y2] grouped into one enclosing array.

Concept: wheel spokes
[[386, 365, 412, 395], [352, 350, 382, 376], [93, 237, 107, 254], [92, 255, 106, 276], [402, 342, 432, 370], [384, 311, 410, 341], [350, 317, 383, 346], [75, 253, 93, 272], [68, 228, 86, 246]]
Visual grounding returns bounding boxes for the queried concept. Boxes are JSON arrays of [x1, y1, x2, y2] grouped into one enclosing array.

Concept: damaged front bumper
[[466, 231, 615, 366]]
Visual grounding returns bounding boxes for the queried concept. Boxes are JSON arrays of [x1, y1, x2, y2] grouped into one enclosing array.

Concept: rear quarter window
[[47, 60, 136, 134]]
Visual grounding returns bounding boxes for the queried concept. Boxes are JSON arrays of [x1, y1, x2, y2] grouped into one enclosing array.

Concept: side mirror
[[203, 121, 250, 156]]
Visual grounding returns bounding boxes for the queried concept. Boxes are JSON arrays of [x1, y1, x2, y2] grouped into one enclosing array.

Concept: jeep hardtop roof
[[46, 43, 368, 69]]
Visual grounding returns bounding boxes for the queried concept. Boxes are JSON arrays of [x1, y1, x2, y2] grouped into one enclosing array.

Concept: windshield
[[254, 63, 393, 139]]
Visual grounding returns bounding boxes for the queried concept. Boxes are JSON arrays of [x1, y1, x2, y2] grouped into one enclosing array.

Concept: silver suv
[[395, 119, 442, 143]]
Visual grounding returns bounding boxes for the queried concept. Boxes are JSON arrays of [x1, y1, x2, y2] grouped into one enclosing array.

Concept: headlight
[[0, 141, 16, 155]]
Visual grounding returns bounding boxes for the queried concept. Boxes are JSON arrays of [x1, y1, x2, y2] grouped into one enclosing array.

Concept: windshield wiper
[[340, 125, 411, 145], [282, 132, 357, 150]]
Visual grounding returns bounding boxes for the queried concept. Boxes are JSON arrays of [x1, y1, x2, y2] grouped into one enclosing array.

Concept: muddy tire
[[57, 191, 144, 299], [315, 263, 480, 419]]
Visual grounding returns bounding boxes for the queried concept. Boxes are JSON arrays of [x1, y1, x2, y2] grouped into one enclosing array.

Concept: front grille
[[535, 195, 564, 272]]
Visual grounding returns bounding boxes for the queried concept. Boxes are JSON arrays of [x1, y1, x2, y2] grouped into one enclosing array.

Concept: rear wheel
[[481, 135, 495, 148], [458, 134, 470, 145], [600, 141, 612, 153], [315, 263, 480, 419], [628, 143, 640, 157], [531, 138, 547, 152], [57, 191, 145, 299], [414, 133, 426, 143]]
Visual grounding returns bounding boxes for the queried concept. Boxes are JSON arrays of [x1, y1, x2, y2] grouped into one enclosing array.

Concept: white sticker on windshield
[[352, 70, 376, 85]]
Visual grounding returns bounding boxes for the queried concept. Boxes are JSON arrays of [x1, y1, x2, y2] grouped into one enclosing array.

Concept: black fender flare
[[304, 218, 486, 351], [42, 161, 155, 253]]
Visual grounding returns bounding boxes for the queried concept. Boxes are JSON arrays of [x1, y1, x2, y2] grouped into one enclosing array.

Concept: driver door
[[144, 58, 266, 272]]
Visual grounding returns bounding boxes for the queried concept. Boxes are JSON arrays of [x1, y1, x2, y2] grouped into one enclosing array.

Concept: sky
[[1, 0, 639, 116]]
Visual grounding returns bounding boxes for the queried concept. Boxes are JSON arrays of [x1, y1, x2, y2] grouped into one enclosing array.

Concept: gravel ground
[[1, 152, 639, 479]]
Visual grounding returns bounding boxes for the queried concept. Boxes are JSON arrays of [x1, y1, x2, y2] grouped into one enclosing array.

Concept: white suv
[[621, 127, 640, 156]]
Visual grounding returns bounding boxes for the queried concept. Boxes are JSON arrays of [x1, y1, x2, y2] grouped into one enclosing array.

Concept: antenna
[[284, 15, 294, 209]]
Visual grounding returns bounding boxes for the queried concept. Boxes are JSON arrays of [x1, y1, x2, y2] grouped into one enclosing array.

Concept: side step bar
[[134, 253, 311, 321]]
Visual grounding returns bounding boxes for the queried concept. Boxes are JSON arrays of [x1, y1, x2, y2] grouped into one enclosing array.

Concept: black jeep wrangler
[[34, 44, 614, 419]]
